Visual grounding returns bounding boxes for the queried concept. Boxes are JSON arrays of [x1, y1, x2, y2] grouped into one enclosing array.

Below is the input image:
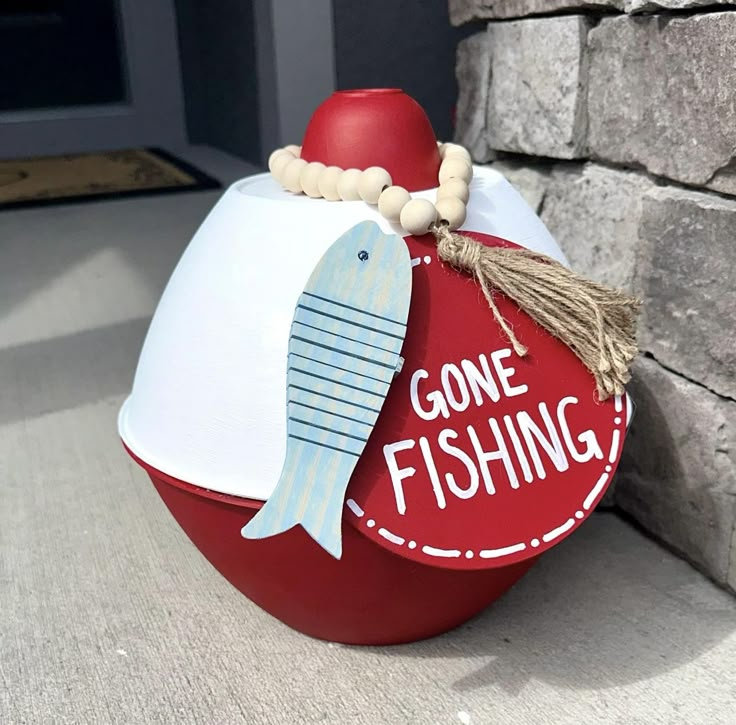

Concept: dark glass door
[[0, 0, 126, 112]]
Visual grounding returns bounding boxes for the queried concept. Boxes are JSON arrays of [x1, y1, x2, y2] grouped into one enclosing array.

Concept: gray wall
[[175, 0, 261, 164], [452, 1, 736, 593], [332, 0, 471, 142], [175, 0, 469, 164]]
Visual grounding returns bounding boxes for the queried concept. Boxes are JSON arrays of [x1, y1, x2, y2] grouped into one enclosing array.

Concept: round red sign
[[345, 231, 627, 570]]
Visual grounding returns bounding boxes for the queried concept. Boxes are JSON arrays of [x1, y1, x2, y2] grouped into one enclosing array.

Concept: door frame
[[0, 0, 186, 159], [253, 0, 336, 164]]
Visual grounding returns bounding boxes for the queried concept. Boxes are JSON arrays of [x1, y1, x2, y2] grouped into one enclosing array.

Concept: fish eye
[[357, 250, 369, 262]]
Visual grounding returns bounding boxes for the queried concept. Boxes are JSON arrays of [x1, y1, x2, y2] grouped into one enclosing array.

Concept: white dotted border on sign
[[345, 394, 626, 561]]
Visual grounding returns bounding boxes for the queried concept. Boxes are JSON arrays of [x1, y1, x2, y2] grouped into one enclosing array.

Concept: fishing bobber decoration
[[119, 89, 639, 645]]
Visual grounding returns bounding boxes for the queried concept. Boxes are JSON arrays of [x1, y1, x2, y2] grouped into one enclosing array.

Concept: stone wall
[[451, 1, 736, 592]]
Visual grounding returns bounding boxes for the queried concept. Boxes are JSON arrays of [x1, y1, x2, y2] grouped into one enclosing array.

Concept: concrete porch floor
[[1, 147, 735, 725]]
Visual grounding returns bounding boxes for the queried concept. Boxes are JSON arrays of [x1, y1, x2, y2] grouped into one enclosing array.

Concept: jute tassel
[[431, 223, 640, 400]]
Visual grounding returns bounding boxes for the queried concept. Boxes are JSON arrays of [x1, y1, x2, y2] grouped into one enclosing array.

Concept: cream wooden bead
[[271, 152, 295, 182], [440, 143, 472, 164], [268, 148, 292, 173], [437, 177, 470, 204], [358, 166, 392, 204], [399, 198, 437, 236], [377, 185, 411, 223], [284, 144, 301, 157], [282, 158, 307, 193], [435, 197, 467, 231], [337, 168, 362, 201], [318, 166, 343, 201], [300, 162, 326, 198], [439, 157, 472, 184]]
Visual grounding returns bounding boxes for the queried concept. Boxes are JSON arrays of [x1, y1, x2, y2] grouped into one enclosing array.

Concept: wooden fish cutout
[[241, 221, 412, 558]]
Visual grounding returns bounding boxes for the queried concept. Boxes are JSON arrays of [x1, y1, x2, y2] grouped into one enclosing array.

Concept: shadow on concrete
[[0, 317, 149, 426], [372, 512, 735, 692]]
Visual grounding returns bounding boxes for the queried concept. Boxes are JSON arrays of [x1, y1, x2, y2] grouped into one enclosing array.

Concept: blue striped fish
[[241, 221, 412, 559]]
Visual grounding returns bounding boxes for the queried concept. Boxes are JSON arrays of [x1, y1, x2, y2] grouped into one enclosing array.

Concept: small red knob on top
[[300, 89, 441, 192]]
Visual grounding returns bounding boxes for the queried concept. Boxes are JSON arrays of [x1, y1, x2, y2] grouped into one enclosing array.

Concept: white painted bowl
[[118, 166, 566, 502]]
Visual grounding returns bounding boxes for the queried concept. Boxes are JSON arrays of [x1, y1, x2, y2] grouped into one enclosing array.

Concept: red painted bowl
[[128, 448, 536, 645], [301, 88, 440, 192]]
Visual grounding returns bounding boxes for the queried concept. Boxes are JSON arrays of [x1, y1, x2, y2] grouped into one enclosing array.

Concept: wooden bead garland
[[435, 196, 467, 231], [268, 141, 473, 234], [267, 148, 290, 172], [438, 157, 472, 185], [300, 162, 326, 198], [377, 185, 411, 223], [337, 168, 362, 201], [400, 199, 438, 236], [358, 167, 393, 204], [437, 177, 470, 205], [318, 166, 343, 201], [271, 152, 295, 181], [282, 158, 307, 194], [438, 143, 471, 164]]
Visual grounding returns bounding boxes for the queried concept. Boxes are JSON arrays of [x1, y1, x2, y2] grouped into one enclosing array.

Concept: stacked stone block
[[451, 2, 736, 591]]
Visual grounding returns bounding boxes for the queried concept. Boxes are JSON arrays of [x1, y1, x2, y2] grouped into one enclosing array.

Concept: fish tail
[[299, 506, 343, 560], [240, 497, 298, 541], [240, 477, 344, 560]]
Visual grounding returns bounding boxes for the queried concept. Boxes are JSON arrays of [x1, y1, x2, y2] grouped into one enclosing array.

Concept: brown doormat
[[0, 148, 221, 211]]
